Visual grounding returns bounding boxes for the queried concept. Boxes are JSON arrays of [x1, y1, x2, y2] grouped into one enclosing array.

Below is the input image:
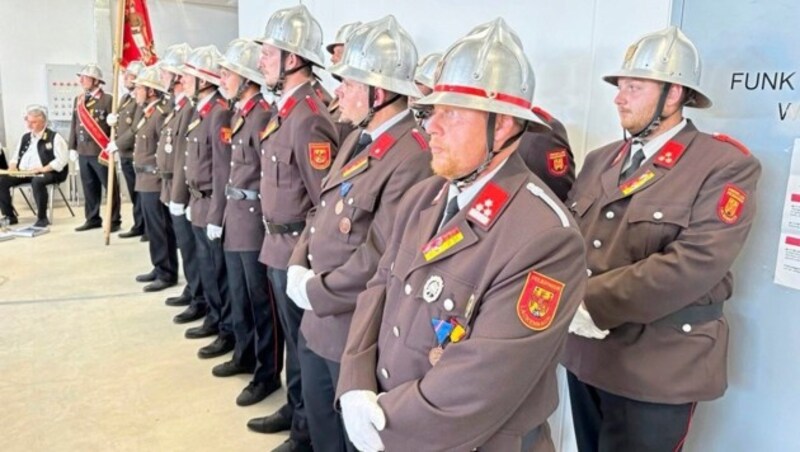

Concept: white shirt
[[195, 91, 216, 111], [363, 110, 410, 141], [12, 129, 69, 172], [438, 157, 509, 231], [622, 118, 688, 172], [276, 81, 309, 110]]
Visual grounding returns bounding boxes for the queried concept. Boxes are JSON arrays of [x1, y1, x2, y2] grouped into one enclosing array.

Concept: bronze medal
[[428, 346, 444, 366], [338, 217, 352, 234], [334, 199, 344, 215]]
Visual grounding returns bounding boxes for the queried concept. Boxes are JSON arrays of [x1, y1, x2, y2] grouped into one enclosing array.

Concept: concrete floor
[[0, 204, 289, 451]]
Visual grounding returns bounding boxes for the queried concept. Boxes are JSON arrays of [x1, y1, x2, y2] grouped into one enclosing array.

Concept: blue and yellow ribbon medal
[[429, 318, 454, 366]]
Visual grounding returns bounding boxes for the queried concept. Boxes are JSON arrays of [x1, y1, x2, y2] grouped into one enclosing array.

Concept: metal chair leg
[[56, 184, 75, 217]]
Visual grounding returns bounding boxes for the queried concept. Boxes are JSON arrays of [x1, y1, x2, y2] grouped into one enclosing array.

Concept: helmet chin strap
[[453, 113, 526, 189], [357, 86, 401, 128], [625, 83, 671, 141], [267, 51, 312, 96]]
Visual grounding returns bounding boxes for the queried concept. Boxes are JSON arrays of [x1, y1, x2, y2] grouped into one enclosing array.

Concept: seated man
[[0, 105, 69, 227]]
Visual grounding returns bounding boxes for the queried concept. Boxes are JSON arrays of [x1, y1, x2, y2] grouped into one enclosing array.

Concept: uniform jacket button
[[653, 211, 664, 220], [308, 254, 313, 262], [592, 239, 602, 249], [586, 269, 593, 277], [682, 323, 692, 333], [271, 155, 277, 163], [249, 207, 255, 213], [381, 368, 390, 379], [443, 299, 455, 311], [310, 226, 316, 234], [392, 326, 400, 337], [321, 200, 327, 208], [404, 284, 412, 295], [605, 211, 615, 220]]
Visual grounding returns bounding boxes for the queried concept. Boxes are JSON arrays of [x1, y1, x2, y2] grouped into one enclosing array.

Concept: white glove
[[341, 390, 386, 452], [287, 265, 314, 310], [185, 206, 192, 222], [569, 303, 610, 340], [106, 113, 118, 127], [106, 142, 119, 154], [69, 150, 79, 162], [206, 224, 223, 241], [169, 202, 185, 217]]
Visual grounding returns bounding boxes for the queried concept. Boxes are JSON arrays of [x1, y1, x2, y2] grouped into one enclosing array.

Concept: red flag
[[121, 0, 158, 67]]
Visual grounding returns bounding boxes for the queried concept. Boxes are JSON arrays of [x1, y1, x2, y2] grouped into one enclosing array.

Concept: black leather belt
[[225, 184, 259, 201], [134, 164, 158, 174], [654, 302, 724, 328], [160, 171, 173, 180], [262, 218, 305, 235], [188, 186, 212, 199]]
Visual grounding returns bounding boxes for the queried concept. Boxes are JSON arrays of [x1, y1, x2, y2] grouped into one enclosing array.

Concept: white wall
[[239, 0, 671, 166], [239, 1, 672, 450], [0, 0, 238, 150], [0, 0, 97, 148]]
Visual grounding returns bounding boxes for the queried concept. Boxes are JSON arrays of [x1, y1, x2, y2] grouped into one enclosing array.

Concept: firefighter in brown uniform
[[285, 16, 432, 452], [179, 46, 236, 350], [325, 21, 361, 142], [107, 60, 146, 239], [209, 38, 284, 408], [246, 6, 338, 452], [562, 27, 761, 451], [68, 64, 121, 232], [337, 19, 587, 452], [156, 43, 202, 309], [121, 65, 176, 291]]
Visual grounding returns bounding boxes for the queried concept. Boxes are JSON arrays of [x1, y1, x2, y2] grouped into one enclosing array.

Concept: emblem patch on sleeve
[[308, 142, 332, 170], [516, 271, 564, 331], [717, 183, 746, 224], [220, 127, 232, 144], [547, 148, 569, 176]]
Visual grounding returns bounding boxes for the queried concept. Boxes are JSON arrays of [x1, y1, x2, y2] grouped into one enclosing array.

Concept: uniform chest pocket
[[265, 144, 294, 188], [626, 203, 691, 257], [401, 269, 476, 355], [232, 135, 254, 165], [340, 191, 377, 244]]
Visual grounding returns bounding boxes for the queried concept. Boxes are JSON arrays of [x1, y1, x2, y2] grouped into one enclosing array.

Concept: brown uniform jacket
[[184, 92, 232, 228], [168, 99, 197, 206], [562, 120, 761, 404], [68, 89, 113, 156], [337, 151, 587, 451], [312, 79, 333, 106], [133, 100, 167, 193], [156, 96, 193, 204], [288, 112, 433, 362], [222, 94, 272, 252], [258, 82, 339, 269], [517, 107, 575, 202], [113, 92, 141, 159]]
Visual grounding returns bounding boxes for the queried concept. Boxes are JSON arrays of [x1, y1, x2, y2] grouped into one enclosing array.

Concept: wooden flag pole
[[103, 0, 127, 246]]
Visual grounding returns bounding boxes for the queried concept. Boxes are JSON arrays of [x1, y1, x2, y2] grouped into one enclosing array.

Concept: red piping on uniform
[[673, 402, 697, 452]]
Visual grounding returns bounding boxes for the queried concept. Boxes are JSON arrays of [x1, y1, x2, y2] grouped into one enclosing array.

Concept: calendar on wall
[[45, 64, 84, 122]]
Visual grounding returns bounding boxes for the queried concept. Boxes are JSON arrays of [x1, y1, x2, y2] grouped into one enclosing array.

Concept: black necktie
[[620, 143, 646, 181], [347, 133, 372, 163], [439, 195, 460, 231]]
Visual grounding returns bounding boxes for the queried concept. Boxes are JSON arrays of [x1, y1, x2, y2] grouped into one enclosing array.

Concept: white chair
[[12, 181, 76, 223]]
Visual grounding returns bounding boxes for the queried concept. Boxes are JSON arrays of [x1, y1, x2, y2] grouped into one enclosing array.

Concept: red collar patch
[[240, 96, 259, 117], [279, 96, 299, 119], [467, 182, 509, 230], [368, 132, 397, 160], [654, 140, 686, 169], [198, 98, 215, 119], [176, 97, 189, 111]]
